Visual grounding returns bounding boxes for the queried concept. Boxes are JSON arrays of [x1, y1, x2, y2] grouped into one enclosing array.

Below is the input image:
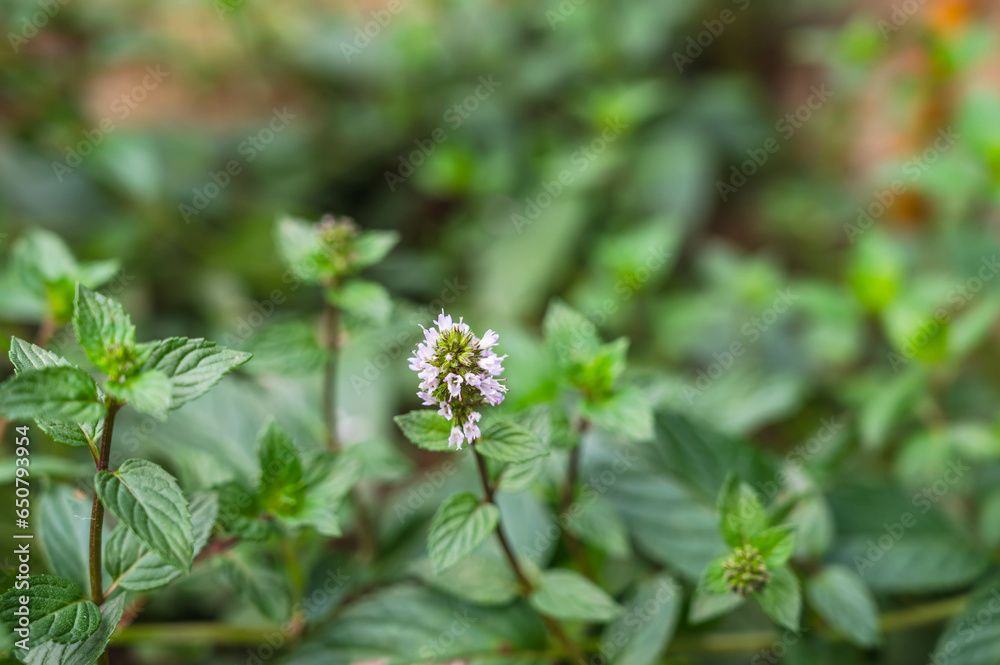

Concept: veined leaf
[[475, 419, 549, 463], [0, 367, 105, 423], [529, 569, 623, 623], [23, 594, 125, 665], [428, 492, 499, 573], [95, 459, 194, 571], [73, 285, 135, 377], [0, 576, 99, 646], [394, 411, 453, 451], [103, 370, 171, 421], [138, 337, 251, 409]]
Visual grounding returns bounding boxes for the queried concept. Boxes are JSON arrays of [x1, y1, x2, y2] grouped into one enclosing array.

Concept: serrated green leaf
[[0, 576, 100, 646], [529, 569, 623, 623], [73, 285, 136, 377], [428, 492, 499, 574], [806, 566, 881, 648], [103, 370, 171, 420], [717, 473, 768, 548], [95, 459, 194, 571], [0, 367, 105, 423], [475, 419, 549, 463], [23, 593, 124, 665], [7, 338, 104, 445], [105, 493, 218, 592], [755, 565, 801, 631], [138, 337, 251, 409], [393, 411, 453, 451]]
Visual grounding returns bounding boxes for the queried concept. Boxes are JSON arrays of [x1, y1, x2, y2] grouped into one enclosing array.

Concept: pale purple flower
[[407, 310, 508, 449]]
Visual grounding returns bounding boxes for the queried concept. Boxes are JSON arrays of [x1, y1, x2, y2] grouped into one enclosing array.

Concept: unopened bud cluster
[[408, 312, 508, 449], [722, 544, 770, 597], [317, 214, 361, 276]]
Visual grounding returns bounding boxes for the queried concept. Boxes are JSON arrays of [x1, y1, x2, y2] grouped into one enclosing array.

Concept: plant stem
[[89, 401, 120, 665], [559, 442, 594, 580], [320, 298, 376, 560], [321, 300, 340, 451], [472, 448, 586, 664]]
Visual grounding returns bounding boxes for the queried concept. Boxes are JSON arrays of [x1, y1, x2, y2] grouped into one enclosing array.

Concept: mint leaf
[[105, 493, 218, 593], [475, 419, 549, 463], [427, 492, 499, 573], [755, 565, 801, 631], [806, 566, 881, 648], [94, 459, 194, 571], [138, 337, 251, 409], [103, 370, 171, 420], [0, 367, 105, 423], [529, 569, 623, 623], [600, 575, 681, 665], [717, 473, 768, 548], [240, 321, 328, 376], [275, 215, 327, 282], [73, 285, 136, 377], [394, 411, 453, 451], [752, 524, 797, 567], [22, 593, 125, 665], [257, 420, 305, 516], [354, 229, 399, 268], [326, 279, 392, 327], [0, 575, 100, 646]]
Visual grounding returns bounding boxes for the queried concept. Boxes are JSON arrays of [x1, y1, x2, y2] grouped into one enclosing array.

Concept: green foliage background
[[2, 0, 1000, 663]]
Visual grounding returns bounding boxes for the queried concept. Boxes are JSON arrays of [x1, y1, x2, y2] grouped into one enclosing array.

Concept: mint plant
[[0, 284, 249, 664]]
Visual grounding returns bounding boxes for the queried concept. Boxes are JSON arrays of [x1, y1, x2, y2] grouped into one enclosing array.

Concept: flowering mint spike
[[722, 544, 770, 598], [408, 311, 508, 450]]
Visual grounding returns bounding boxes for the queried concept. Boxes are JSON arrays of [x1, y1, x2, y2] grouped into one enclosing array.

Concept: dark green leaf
[[0, 576, 99, 646], [427, 492, 499, 573], [806, 566, 881, 648], [529, 569, 623, 623], [0, 367, 105, 423]]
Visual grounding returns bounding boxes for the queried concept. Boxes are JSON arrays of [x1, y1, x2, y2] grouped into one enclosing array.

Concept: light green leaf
[[717, 473, 768, 548], [579, 387, 654, 441], [105, 493, 218, 592], [543, 299, 601, 367], [806, 566, 881, 648], [0, 576, 99, 646], [752, 525, 797, 567], [257, 420, 305, 517], [38, 487, 92, 593], [275, 215, 326, 282], [10, 229, 77, 293], [931, 575, 1000, 665], [529, 569, 623, 623], [475, 419, 549, 463], [94, 459, 194, 571], [138, 337, 251, 409], [565, 493, 632, 558], [327, 279, 392, 327], [0, 367, 105, 423], [393, 411, 453, 451], [689, 563, 744, 624], [428, 492, 499, 574], [103, 370, 171, 420], [410, 555, 519, 607], [354, 229, 399, 268], [21, 593, 125, 665], [7, 338, 103, 446], [755, 565, 801, 631], [73, 285, 135, 377], [601, 575, 681, 665]]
